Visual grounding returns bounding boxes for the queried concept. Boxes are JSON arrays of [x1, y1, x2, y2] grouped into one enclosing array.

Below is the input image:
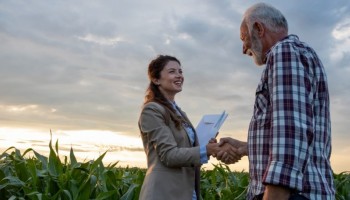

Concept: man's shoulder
[[274, 34, 298, 47], [269, 34, 305, 54]]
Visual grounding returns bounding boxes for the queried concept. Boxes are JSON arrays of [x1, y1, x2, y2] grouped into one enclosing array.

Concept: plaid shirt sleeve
[[262, 41, 314, 191]]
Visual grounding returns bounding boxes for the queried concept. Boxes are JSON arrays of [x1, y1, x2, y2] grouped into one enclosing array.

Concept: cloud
[[331, 17, 350, 61], [0, 0, 350, 172], [77, 34, 126, 46]]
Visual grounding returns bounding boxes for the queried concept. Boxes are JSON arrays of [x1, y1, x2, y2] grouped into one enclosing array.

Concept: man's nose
[[243, 44, 248, 54]]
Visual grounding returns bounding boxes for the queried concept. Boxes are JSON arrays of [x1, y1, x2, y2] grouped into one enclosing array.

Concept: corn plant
[[200, 164, 248, 200], [334, 171, 350, 200], [0, 140, 142, 200], [1, 140, 349, 200]]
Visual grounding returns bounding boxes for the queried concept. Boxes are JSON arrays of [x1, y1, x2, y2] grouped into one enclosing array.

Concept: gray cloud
[[0, 0, 350, 172]]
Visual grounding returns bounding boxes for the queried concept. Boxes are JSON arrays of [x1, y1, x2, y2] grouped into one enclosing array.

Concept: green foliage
[[0, 140, 348, 200], [0, 140, 142, 200], [200, 164, 248, 200], [334, 171, 350, 200]]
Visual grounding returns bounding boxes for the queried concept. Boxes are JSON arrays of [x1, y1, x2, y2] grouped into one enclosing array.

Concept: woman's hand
[[214, 137, 248, 164]]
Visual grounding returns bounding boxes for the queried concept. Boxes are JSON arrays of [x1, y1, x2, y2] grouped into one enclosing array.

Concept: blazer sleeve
[[139, 102, 201, 167]]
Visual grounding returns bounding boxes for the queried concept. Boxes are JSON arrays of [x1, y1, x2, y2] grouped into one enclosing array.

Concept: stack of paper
[[195, 111, 228, 146]]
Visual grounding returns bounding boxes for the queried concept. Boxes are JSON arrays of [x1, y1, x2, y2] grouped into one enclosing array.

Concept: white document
[[195, 111, 228, 146]]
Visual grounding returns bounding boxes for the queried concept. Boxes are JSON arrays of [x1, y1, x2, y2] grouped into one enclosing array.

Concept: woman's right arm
[[139, 103, 201, 167]]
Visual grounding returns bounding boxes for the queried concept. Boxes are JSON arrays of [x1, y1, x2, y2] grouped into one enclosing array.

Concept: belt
[[253, 193, 309, 200]]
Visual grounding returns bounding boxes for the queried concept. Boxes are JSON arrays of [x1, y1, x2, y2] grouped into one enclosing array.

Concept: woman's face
[[154, 60, 184, 100]]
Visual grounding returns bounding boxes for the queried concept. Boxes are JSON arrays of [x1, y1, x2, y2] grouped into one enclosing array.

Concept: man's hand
[[218, 142, 241, 163], [206, 141, 241, 163], [215, 137, 248, 164]]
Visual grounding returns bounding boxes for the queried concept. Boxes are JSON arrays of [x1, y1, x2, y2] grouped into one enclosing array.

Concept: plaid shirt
[[247, 35, 335, 200]]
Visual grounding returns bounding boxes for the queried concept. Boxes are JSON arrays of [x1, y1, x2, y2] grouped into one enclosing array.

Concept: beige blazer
[[138, 102, 202, 200]]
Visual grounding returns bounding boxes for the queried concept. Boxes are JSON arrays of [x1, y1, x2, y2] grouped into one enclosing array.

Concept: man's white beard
[[250, 30, 264, 66]]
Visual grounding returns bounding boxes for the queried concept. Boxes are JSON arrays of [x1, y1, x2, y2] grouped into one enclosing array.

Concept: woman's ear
[[152, 79, 160, 85]]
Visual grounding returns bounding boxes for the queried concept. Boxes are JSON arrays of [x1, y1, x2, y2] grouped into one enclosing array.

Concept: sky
[[0, 0, 349, 173]]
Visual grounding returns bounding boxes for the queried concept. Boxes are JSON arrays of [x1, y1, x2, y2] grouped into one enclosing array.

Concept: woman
[[138, 55, 238, 200]]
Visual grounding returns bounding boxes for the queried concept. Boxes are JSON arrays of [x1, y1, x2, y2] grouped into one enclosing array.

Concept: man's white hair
[[243, 2, 288, 34]]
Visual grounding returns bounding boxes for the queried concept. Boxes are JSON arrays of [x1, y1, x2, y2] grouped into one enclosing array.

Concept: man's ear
[[253, 22, 264, 37]]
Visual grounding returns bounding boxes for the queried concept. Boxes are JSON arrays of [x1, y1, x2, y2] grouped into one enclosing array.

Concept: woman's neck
[[163, 93, 175, 102]]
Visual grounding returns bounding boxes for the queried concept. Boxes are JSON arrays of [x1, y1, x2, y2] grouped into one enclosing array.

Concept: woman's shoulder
[[141, 102, 171, 125], [143, 101, 166, 113]]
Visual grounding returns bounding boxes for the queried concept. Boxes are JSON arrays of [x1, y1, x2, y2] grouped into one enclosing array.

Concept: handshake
[[206, 137, 247, 164]]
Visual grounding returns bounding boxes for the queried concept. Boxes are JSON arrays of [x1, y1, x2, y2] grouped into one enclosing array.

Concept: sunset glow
[[0, 0, 349, 175]]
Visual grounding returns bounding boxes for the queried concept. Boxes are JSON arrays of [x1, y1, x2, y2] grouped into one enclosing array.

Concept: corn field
[[0, 140, 349, 200]]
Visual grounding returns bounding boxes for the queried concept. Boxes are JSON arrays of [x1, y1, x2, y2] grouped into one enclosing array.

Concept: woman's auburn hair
[[144, 55, 188, 129]]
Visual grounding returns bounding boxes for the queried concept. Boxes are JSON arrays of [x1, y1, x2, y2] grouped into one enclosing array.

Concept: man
[[218, 2, 335, 200]]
